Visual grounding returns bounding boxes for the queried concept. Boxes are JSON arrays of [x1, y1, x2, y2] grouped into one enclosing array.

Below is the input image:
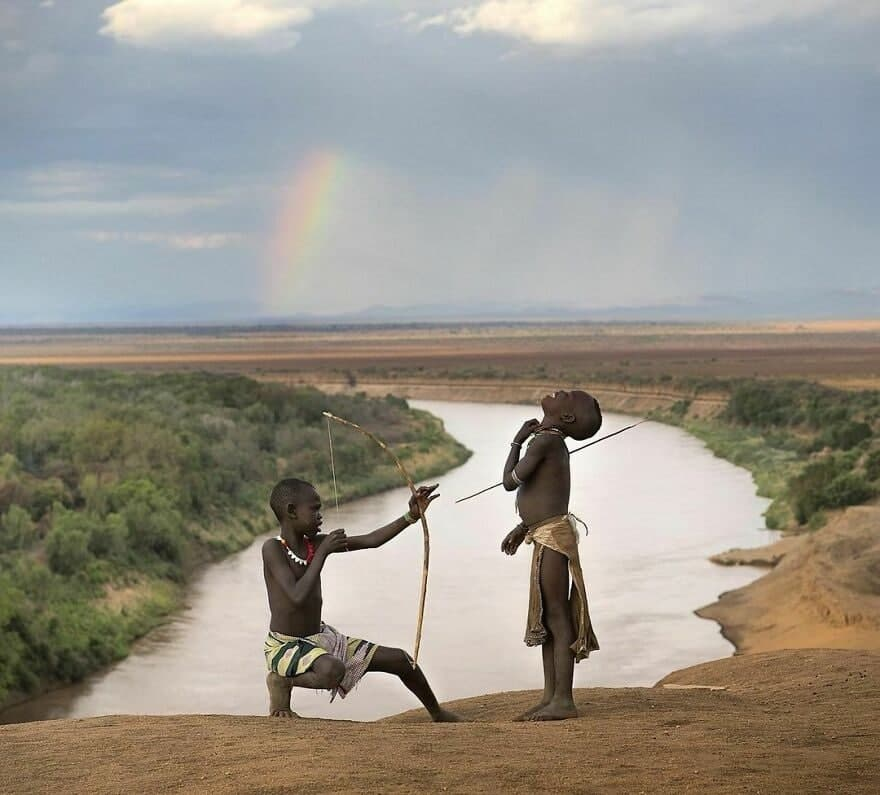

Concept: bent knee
[[381, 647, 414, 674], [314, 655, 346, 687], [390, 647, 412, 669]]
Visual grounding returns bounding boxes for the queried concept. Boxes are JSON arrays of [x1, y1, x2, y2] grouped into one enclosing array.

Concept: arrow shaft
[[454, 420, 646, 504]]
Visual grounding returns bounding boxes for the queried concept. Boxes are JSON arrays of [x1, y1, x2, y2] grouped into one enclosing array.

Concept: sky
[[1, 0, 879, 324]]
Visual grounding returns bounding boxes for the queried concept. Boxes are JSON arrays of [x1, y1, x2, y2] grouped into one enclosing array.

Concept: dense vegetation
[[656, 379, 879, 529], [0, 368, 470, 706]]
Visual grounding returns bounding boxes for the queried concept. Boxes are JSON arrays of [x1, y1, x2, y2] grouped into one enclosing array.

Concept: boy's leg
[[267, 655, 346, 717], [267, 672, 298, 718], [367, 645, 461, 722], [515, 641, 556, 720], [528, 547, 578, 721], [541, 641, 557, 704]]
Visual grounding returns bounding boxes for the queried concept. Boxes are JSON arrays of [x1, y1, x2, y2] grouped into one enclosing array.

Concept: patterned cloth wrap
[[264, 622, 379, 701]]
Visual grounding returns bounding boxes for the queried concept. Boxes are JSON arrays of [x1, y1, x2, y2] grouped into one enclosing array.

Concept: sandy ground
[[2, 649, 877, 794], [709, 535, 802, 567], [699, 505, 880, 654]]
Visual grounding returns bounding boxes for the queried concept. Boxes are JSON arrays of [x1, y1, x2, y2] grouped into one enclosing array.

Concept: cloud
[[0, 195, 229, 216], [84, 230, 245, 249], [24, 163, 188, 199], [1, 163, 234, 217], [99, 0, 319, 50], [429, 0, 878, 47]]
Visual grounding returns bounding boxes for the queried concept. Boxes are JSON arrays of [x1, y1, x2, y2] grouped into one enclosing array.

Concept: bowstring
[[326, 416, 340, 517]]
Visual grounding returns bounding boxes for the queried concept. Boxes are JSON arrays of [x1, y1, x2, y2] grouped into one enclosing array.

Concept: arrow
[[454, 420, 647, 504]]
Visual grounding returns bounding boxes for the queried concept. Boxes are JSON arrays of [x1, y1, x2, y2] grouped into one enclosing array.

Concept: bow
[[322, 411, 429, 668]]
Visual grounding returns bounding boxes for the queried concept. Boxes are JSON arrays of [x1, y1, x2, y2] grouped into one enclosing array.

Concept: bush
[[865, 449, 880, 482], [823, 473, 875, 509], [823, 421, 872, 451], [789, 458, 875, 524], [87, 514, 128, 561], [0, 505, 37, 552], [45, 525, 92, 576], [111, 479, 184, 565], [724, 382, 801, 428]]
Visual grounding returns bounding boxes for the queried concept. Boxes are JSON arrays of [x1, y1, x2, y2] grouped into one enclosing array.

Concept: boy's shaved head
[[541, 388, 602, 441], [270, 478, 316, 522], [569, 391, 602, 441]]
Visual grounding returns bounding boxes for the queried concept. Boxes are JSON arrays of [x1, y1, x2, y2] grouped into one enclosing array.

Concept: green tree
[[45, 524, 92, 576], [110, 479, 184, 564], [0, 505, 37, 551]]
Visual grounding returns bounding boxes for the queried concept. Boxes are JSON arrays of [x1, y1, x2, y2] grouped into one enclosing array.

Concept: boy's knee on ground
[[313, 655, 346, 687]]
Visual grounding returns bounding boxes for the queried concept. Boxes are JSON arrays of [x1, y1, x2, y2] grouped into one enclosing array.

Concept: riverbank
[[699, 504, 880, 654], [3, 648, 877, 794], [258, 373, 730, 417]]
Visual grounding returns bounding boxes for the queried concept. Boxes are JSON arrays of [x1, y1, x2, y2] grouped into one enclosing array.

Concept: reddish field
[[1, 321, 879, 387]]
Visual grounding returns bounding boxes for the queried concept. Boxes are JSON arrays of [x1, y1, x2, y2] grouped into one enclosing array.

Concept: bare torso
[[264, 535, 326, 636], [516, 435, 570, 526]]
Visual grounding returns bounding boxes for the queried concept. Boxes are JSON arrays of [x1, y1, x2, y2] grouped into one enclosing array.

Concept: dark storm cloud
[[0, 1, 878, 322]]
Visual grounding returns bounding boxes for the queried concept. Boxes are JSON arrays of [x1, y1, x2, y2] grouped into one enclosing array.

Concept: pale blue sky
[[1, 1, 878, 323]]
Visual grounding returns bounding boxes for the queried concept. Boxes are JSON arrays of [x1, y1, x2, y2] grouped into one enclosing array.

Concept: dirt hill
[[2, 649, 878, 794], [699, 505, 880, 654]]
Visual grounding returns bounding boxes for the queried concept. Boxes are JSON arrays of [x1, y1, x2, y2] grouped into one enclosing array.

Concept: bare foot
[[270, 707, 301, 718], [431, 708, 464, 723], [526, 700, 578, 721], [514, 701, 550, 722], [267, 672, 299, 718]]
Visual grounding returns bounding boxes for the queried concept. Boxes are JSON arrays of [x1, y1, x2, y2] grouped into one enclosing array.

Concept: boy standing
[[500, 389, 602, 721], [262, 477, 460, 722]]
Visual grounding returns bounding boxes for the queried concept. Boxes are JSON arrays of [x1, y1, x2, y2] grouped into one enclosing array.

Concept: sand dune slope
[[699, 505, 880, 653], [2, 650, 878, 794]]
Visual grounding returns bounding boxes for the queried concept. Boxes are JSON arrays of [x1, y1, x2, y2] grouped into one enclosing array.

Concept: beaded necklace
[[276, 535, 315, 566]]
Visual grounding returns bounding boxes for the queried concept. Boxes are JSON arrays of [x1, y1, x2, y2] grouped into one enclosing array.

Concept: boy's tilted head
[[270, 478, 323, 535], [541, 389, 602, 441]]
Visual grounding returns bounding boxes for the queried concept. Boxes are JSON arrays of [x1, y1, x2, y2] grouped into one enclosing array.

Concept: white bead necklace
[[276, 535, 309, 566]]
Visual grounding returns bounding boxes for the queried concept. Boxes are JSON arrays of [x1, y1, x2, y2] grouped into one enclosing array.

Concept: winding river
[[4, 401, 777, 722]]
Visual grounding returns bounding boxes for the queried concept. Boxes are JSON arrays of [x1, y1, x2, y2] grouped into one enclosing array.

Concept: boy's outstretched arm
[[345, 484, 439, 551], [503, 421, 551, 490], [262, 531, 347, 606]]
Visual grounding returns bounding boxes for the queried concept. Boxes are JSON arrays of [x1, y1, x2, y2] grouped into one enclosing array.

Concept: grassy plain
[[2, 320, 879, 388]]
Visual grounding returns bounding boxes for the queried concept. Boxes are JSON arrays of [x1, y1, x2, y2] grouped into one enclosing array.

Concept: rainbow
[[266, 150, 345, 314]]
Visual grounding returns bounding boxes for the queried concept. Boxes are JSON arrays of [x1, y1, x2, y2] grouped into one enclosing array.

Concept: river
[[3, 400, 777, 723]]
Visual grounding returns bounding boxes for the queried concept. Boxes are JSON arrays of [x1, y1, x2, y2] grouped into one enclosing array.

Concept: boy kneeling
[[262, 477, 459, 722]]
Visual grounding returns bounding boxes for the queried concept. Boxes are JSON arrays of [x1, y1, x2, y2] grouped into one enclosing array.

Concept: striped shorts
[[264, 622, 379, 699]]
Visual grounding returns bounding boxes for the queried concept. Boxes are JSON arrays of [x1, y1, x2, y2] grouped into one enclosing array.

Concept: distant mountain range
[[2, 288, 878, 328]]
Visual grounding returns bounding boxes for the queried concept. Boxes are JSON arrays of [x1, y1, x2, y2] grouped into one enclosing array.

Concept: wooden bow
[[322, 411, 429, 668]]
